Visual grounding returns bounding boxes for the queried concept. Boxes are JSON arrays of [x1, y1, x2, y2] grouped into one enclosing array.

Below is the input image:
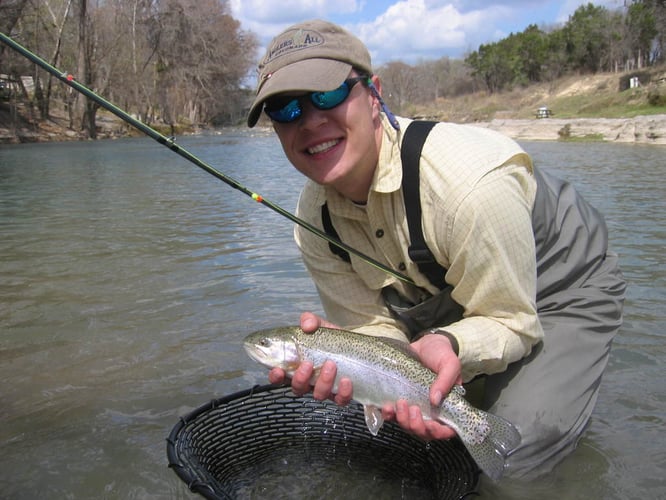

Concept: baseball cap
[[247, 20, 372, 127]]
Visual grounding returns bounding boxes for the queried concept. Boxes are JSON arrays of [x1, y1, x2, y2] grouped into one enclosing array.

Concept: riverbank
[[476, 114, 666, 145], [2, 112, 664, 145], [2, 65, 665, 145], [2, 90, 665, 146], [0, 102, 203, 144]]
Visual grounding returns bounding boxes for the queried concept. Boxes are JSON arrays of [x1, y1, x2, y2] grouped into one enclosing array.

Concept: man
[[246, 19, 625, 478]]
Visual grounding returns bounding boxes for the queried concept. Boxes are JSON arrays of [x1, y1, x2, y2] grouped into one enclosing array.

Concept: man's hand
[[381, 333, 462, 441], [267, 312, 353, 406]]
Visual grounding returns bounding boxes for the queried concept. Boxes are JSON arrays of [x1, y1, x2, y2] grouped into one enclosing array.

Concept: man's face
[[270, 74, 384, 203]]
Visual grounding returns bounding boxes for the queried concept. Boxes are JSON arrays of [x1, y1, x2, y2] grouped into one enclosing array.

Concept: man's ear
[[366, 74, 400, 130], [370, 74, 383, 95], [368, 75, 383, 114]]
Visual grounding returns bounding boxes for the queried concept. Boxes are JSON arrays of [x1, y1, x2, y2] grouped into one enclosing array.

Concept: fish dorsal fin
[[363, 404, 384, 436]]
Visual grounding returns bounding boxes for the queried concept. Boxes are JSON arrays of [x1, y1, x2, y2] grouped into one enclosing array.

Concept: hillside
[[416, 65, 666, 122], [409, 66, 666, 145], [1, 66, 665, 144]]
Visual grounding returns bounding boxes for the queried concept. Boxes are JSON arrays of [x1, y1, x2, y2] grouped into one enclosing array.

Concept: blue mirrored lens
[[264, 77, 364, 123], [310, 83, 350, 110], [266, 98, 301, 123]]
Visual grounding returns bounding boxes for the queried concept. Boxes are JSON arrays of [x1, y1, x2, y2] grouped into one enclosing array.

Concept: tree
[[149, 0, 257, 126], [516, 25, 549, 83], [564, 3, 616, 73], [466, 42, 514, 93], [541, 26, 569, 82], [627, 1, 657, 67], [2, 0, 258, 133], [377, 61, 418, 113], [39, 0, 74, 120], [0, 0, 30, 34], [71, 0, 99, 138]]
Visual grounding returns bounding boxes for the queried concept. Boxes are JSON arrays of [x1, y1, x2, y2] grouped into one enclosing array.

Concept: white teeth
[[308, 140, 339, 154]]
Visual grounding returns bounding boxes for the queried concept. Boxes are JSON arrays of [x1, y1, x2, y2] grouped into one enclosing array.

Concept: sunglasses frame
[[264, 76, 369, 124]]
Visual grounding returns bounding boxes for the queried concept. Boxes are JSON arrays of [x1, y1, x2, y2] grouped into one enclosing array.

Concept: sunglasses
[[264, 76, 368, 123]]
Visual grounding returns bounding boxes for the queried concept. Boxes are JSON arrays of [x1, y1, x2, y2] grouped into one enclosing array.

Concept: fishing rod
[[0, 31, 416, 286]]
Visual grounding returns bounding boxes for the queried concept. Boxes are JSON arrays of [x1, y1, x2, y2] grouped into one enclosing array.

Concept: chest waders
[[321, 120, 626, 477]]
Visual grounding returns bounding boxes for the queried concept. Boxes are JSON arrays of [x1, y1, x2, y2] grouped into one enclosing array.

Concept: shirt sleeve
[[430, 163, 543, 381]]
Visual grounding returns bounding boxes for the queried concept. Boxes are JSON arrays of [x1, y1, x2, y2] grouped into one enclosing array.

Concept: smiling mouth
[[308, 139, 340, 155]]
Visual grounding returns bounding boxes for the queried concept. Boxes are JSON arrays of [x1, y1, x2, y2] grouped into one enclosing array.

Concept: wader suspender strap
[[322, 120, 447, 289], [400, 121, 447, 289], [322, 202, 351, 263]]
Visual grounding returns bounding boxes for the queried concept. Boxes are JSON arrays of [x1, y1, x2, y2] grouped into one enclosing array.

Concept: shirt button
[[375, 229, 384, 238], [398, 262, 407, 271]]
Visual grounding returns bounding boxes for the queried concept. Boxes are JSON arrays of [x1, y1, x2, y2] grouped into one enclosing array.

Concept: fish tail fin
[[462, 412, 522, 481], [485, 411, 522, 456]]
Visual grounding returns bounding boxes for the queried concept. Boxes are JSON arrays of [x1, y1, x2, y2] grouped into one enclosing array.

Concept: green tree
[[627, 1, 659, 66], [563, 3, 624, 73], [466, 23, 556, 93], [466, 42, 514, 93], [516, 25, 549, 83], [542, 27, 569, 82]]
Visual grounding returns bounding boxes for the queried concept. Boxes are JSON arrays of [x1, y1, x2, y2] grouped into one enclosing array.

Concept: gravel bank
[[474, 115, 666, 145]]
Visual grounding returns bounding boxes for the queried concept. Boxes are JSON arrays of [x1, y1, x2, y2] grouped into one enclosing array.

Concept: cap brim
[[247, 59, 353, 127]]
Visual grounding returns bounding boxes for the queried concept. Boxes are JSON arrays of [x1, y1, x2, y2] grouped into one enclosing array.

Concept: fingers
[[333, 376, 353, 406], [312, 360, 336, 400], [290, 360, 314, 395], [390, 400, 457, 441], [272, 313, 347, 402], [268, 367, 286, 385], [278, 358, 353, 405], [300, 312, 321, 333], [311, 360, 353, 405], [300, 311, 339, 332], [410, 334, 462, 406], [430, 369, 462, 407]]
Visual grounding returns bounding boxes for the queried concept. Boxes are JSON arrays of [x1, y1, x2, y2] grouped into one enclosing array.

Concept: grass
[[418, 65, 666, 122]]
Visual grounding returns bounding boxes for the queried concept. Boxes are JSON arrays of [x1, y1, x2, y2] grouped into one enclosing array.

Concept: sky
[[229, 0, 626, 66]]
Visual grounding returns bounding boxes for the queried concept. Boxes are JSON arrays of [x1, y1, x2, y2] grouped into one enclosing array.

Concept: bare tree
[[36, 0, 74, 119], [0, 0, 30, 34], [150, 0, 257, 126], [378, 61, 419, 114]]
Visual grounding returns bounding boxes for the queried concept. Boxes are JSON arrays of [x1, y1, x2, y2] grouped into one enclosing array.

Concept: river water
[[0, 131, 664, 499]]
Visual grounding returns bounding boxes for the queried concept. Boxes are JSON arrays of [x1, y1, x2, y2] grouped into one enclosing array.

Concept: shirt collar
[[372, 114, 406, 194]]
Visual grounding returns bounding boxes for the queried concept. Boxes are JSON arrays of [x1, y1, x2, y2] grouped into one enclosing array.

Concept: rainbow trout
[[244, 326, 521, 480]]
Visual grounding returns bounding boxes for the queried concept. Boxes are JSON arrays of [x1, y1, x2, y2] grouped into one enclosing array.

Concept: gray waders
[[383, 166, 626, 478]]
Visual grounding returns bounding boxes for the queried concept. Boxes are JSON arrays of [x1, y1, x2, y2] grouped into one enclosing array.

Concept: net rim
[[166, 384, 480, 499]]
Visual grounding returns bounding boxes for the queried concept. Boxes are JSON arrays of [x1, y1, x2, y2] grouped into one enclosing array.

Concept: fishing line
[[0, 31, 415, 286]]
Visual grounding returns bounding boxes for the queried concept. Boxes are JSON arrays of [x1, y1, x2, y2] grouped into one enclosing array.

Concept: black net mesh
[[166, 384, 480, 499]]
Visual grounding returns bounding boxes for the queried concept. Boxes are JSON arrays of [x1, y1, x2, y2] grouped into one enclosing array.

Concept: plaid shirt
[[294, 115, 543, 381]]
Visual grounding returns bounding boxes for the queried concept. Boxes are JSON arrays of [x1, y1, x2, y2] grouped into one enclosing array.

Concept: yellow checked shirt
[[294, 115, 543, 381]]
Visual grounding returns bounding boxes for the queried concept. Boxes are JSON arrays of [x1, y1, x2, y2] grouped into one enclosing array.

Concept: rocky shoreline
[[475, 114, 666, 145], [1, 112, 665, 146]]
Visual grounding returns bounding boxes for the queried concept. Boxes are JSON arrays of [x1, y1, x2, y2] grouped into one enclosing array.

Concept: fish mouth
[[243, 343, 272, 367], [244, 339, 300, 373]]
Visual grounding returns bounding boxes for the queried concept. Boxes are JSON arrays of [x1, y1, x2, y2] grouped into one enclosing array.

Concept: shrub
[[647, 87, 666, 107]]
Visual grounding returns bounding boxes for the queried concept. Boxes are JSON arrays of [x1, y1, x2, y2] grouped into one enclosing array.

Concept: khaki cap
[[247, 20, 372, 127]]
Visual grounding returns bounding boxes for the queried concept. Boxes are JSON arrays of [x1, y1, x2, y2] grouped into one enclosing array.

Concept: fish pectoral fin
[[363, 405, 384, 436]]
